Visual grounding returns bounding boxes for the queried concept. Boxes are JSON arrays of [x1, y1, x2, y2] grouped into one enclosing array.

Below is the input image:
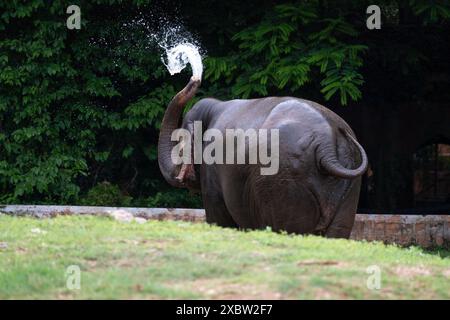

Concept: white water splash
[[162, 43, 203, 80], [153, 25, 204, 81]]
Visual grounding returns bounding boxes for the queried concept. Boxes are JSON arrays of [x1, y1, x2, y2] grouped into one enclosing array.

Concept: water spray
[[162, 43, 203, 81], [154, 26, 204, 81]]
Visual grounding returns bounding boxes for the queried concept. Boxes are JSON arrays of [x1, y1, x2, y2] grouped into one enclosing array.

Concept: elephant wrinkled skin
[[158, 78, 368, 238]]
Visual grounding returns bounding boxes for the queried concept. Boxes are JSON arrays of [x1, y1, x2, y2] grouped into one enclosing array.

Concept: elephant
[[158, 77, 368, 238]]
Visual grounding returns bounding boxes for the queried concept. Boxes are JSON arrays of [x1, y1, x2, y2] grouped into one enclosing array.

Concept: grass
[[0, 214, 449, 299]]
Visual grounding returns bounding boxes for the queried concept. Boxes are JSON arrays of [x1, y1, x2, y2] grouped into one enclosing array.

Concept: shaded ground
[[0, 215, 449, 299]]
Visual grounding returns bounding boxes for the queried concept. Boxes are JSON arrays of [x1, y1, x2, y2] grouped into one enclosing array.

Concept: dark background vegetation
[[0, 0, 449, 212]]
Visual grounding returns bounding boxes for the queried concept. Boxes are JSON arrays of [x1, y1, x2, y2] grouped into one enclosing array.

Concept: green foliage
[[79, 181, 201, 208], [0, 0, 179, 204], [79, 182, 132, 207], [204, 2, 367, 105], [204, 0, 450, 105], [145, 190, 203, 208], [410, 0, 450, 24]]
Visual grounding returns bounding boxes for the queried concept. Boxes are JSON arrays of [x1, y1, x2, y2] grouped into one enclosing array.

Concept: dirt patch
[[393, 266, 432, 278], [85, 259, 98, 269], [15, 246, 28, 254], [442, 269, 450, 278], [118, 239, 140, 245], [82, 246, 166, 271], [168, 278, 282, 300], [55, 291, 76, 299], [297, 260, 347, 268], [313, 288, 334, 299]]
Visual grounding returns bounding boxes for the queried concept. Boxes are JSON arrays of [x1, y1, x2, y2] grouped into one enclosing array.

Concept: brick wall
[[350, 214, 450, 248]]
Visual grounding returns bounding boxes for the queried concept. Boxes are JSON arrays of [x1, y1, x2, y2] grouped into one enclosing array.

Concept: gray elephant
[[158, 77, 368, 238]]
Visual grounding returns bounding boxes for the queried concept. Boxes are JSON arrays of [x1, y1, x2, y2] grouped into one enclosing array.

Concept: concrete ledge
[[1, 205, 449, 248], [0, 205, 206, 222]]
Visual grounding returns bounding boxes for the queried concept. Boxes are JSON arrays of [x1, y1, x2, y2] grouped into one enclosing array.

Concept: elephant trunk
[[317, 129, 368, 179], [158, 77, 200, 187]]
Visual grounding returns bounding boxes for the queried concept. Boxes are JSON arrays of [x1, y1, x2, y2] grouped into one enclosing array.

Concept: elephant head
[[158, 77, 200, 188]]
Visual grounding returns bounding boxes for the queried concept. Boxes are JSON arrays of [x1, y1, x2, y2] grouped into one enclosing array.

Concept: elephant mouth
[[175, 163, 196, 184]]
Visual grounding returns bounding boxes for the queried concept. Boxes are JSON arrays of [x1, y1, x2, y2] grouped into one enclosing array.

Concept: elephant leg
[[200, 165, 238, 228], [258, 180, 321, 234], [324, 177, 362, 238], [203, 193, 238, 228], [233, 171, 321, 233]]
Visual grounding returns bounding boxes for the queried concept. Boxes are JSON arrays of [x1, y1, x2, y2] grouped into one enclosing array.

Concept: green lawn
[[0, 215, 449, 299]]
